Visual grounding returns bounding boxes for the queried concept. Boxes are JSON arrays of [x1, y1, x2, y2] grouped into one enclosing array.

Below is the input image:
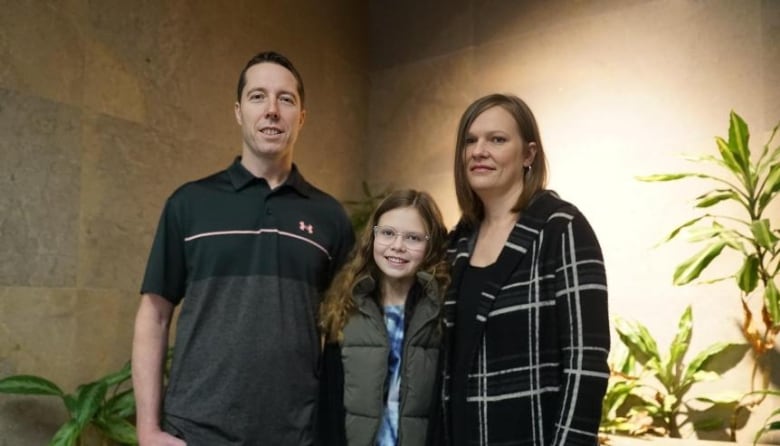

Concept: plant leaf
[[49, 419, 79, 446], [636, 173, 711, 182], [683, 342, 732, 385], [682, 153, 726, 166], [736, 255, 760, 293], [727, 111, 751, 175], [754, 405, 780, 442], [751, 219, 779, 250], [765, 280, 780, 325], [761, 162, 780, 195], [101, 389, 135, 419], [758, 162, 780, 208], [658, 215, 708, 244], [94, 416, 138, 444], [695, 190, 737, 208], [716, 136, 742, 175], [614, 317, 661, 371], [686, 223, 732, 243], [0, 375, 64, 397], [667, 306, 693, 383], [673, 241, 727, 285], [72, 381, 107, 427], [690, 370, 720, 383]]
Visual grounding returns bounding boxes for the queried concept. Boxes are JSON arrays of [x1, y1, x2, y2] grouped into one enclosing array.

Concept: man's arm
[[132, 293, 184, 446]]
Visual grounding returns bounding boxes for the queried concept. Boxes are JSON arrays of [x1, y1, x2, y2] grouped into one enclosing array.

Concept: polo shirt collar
[[283, 164, 313, 197], [227, 157, 312, 197]]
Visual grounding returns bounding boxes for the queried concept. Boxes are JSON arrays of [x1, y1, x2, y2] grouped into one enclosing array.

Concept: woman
[[319, 189, 449, 446], [439, 94, 610, 445]]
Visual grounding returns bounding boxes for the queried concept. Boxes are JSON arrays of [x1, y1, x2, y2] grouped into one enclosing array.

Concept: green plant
[[752, 389, 780, 444], [342, 180, 391, 233], [609, 306, 747, 438], [637, 111, 780, 364], [0, 361, 137, 446], [600, 344, 661, 438]]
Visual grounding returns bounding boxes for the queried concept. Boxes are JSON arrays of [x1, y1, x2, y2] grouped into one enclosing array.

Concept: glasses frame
[[372, 225, 430, 250]]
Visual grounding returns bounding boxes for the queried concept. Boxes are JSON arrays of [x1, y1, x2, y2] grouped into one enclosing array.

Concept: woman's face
[[463, 106, 535, 198]]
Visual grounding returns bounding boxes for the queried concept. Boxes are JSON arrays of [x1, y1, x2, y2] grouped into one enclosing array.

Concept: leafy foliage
[[752, 390, 780, 444], [600, 306, 748, 439], [0, 361, 137, 445], [637, 111, 780, 359]]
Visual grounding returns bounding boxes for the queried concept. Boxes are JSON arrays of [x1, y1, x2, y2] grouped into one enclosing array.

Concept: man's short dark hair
[[236, 51, 305, 106]]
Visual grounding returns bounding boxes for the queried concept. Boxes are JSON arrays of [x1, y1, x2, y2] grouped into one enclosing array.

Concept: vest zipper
[[398, 297, 440, 446]]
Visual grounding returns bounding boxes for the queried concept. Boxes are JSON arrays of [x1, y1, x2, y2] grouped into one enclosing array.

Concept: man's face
[[234, 62, 305, 164]]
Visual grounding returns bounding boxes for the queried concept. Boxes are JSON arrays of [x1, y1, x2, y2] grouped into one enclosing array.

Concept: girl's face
[[372, 206, 428, 283]]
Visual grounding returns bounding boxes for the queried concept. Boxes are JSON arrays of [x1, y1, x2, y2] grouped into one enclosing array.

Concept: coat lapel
[[444, 191, 562, 364]]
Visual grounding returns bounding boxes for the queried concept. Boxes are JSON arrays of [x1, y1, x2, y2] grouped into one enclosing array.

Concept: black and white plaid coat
[[440, 190, 610, 446]]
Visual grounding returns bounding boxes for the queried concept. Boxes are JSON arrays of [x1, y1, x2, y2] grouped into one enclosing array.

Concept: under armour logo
[[299, 221, 314, 234]]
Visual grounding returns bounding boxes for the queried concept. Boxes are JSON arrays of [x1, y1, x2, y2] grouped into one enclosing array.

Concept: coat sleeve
[[318, 342, 347, 446], [551, 210, 610, 445]]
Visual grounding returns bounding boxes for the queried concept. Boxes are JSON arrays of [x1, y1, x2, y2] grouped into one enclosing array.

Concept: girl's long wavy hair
[[319, 189, 449, 342]]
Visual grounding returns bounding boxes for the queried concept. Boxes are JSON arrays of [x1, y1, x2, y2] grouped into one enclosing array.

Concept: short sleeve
[[140, 197, 187, 304]]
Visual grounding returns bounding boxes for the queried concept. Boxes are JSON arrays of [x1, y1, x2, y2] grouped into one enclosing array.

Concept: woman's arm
[[552, 211, 610, 446]]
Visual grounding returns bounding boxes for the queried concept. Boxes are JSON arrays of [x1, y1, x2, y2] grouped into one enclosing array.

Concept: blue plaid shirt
[[377, 305, 405, 446]]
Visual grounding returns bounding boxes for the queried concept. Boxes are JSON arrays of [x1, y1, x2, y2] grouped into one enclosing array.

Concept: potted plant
[[637, 111, 780, 442], [0, 361, 137, 446], [638, 111, 779, 365], [600, 306, 747, 442]]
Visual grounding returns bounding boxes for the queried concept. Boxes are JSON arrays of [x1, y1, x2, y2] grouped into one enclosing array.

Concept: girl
[[319, 189, 449, 446]]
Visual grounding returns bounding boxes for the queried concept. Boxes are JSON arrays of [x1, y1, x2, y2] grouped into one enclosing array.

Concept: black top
[[450, 263, 494, 446], [141, 157, 354, 445]]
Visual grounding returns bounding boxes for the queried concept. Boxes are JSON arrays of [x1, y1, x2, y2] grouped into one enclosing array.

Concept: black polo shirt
[[140, 157, 354, 445]]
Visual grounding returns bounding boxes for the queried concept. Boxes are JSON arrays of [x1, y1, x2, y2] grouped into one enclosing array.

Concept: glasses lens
[[403, 233, 426, 249], [374, 226, 428, 249], [375, 226, 396, 243]]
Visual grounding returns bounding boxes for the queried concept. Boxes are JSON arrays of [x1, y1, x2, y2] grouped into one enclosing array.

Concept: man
[[132, 51, 355, 445]]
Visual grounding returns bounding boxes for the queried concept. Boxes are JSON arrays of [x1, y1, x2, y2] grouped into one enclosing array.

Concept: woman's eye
[[491, 136, 507, 143], [380, 229, 395, 237], [464, 137, 476, 145]]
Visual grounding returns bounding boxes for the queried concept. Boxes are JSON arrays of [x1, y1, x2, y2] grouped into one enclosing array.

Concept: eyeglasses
[[373, 225, 429, 250]]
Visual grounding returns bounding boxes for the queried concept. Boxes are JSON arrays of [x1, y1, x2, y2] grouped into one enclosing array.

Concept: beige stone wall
[[369, 0, 780, 443], [0, 1, 367, 443], [2, 0, 780, 443]]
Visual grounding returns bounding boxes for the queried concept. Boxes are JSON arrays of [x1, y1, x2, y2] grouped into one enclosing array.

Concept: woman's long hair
[[319, 189, 449, 342]]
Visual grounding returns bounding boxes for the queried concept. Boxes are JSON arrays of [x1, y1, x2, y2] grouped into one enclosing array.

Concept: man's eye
[[250, 93, 264, 101], [280, 96, 295, 104]]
